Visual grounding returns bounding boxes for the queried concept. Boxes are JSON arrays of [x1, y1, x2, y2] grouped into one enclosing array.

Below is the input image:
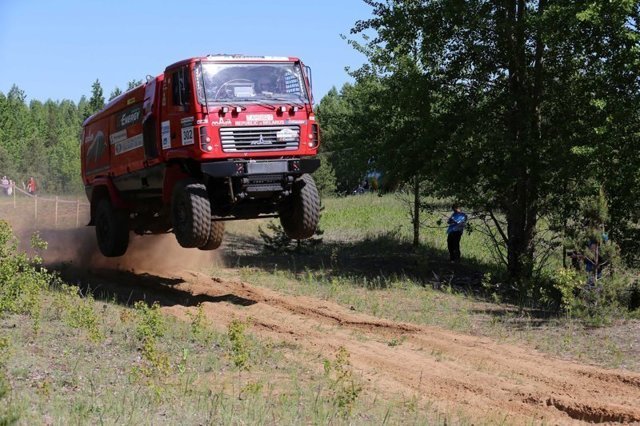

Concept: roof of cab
[[165, 55, 300, 70]]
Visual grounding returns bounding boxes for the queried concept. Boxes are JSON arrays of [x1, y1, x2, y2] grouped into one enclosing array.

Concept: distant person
[[446, 204, 468, 263], [27, 176, 37, 195], [568, 235, 610, 284], [1, 176, 8, 196]]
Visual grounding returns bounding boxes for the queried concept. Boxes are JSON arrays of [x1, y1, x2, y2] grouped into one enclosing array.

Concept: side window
[[171, 66, 192, 107]]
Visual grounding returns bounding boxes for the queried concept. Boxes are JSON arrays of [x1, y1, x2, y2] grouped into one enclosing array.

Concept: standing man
[[27, 177, 37, 195], [446, 204, 467, 263]]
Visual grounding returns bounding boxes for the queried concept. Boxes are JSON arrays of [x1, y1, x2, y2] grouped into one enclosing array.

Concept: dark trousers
[[447, 231, 463, 262]]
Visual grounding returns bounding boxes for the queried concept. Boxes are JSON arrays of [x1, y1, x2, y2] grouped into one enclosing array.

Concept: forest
[[316, 1, 640, 291], [0, 78, 141, 194]]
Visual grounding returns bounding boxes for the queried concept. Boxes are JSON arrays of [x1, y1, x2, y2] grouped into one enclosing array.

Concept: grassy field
[[0, 291, 448, 425], [1, 192, 639, 424], [223, 193, 640, 371]]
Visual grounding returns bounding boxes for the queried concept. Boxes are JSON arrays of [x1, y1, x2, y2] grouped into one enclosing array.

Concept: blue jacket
[[447, 211, 467, 234]]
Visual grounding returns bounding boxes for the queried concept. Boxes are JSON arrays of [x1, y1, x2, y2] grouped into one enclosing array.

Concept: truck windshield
[[194, 62, 309, 104]]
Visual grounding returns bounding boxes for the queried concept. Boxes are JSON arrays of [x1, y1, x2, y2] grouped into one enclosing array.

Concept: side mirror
[[305, 65, 313, 91]]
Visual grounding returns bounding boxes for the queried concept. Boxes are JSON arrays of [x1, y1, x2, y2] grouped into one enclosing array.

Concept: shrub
[[227, 319, 250, 371], [53, 284, 104, 342], [132, 302, 170, 377], [258, 220, 323, 253], [187, 303, 212, 344], [324, 346, 362, 418], [0, 221, 50, 330], [134, 301, 165, 341], [552, 267, 632, 325]]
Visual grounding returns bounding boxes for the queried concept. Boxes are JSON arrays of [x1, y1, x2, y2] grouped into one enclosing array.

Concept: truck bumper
[[201, 158, 320, 178]]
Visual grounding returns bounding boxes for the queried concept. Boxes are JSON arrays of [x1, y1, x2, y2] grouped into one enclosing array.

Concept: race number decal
[[181, 126, 194, 146]]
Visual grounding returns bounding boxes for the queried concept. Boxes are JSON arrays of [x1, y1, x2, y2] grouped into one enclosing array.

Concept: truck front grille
[[220, 126, 300, 152]]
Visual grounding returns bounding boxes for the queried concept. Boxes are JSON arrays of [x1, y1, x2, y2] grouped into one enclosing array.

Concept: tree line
[[0, 78, 142, 194], [316, 1, 640, 284]]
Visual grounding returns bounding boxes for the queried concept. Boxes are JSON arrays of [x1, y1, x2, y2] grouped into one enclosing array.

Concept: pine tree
[[108, 87, 122, 101], [84, 79, 104, 120]]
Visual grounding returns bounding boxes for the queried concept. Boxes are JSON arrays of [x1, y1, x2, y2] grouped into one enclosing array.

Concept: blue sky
[[0, 0, 372, 104]]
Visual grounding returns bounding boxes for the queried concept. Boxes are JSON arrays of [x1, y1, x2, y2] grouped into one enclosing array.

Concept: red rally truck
[[81, 55, 321, 257]]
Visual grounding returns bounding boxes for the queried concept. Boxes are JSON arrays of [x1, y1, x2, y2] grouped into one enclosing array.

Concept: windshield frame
[[194, 61, 310, 105]]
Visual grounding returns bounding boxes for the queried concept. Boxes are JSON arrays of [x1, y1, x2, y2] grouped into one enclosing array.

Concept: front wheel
[[171, 178, 211, 248], [279, 174, 320, 240], [95, 198, 129, 257]]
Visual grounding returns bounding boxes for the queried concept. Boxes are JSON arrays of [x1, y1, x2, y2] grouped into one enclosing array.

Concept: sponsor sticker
[[235, 120, 285, 126], [181, 116, 195, 127], [161, 120, 171, 150], [109, 129, 127, 145], [247, 114, 273, 122], [115, 104, 143, 131], [276, 128, 298, 142], [114, 134, 143, 155]]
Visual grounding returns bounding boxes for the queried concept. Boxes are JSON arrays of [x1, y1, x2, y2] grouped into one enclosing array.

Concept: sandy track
[[66, 265, 640, 425]]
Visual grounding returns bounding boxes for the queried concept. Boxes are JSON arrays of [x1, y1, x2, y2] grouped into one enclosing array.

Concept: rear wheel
[[199, 220, 225, 251], [95, 198, 129, 257], [171, 178, 211, 248], [279, 174, 320, 240]]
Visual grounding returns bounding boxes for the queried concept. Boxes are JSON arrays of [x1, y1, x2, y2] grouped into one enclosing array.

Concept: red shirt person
[[27, 177, 37, 195]]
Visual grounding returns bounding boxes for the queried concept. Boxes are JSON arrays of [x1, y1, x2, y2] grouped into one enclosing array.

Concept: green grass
[[320, 194, 496, 266], [1, 288, 458, 425], [223, 193, 639, 372]]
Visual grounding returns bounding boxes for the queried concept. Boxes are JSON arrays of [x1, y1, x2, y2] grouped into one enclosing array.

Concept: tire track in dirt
[[61, 266, 640, 424], [133, 270, 640, 425]]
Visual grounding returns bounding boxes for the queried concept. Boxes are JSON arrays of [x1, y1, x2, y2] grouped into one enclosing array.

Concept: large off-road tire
[[171, 178, 211, 248], [95, 198, 129, 257], [279, 174, 320, 240], [198, 220, 225, 251]]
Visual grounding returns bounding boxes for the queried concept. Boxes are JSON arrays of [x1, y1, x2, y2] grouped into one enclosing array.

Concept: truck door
[[160, 65, 195, 152]]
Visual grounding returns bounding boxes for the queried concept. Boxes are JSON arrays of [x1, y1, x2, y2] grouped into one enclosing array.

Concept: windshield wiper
[[267, 95, 306, 106]]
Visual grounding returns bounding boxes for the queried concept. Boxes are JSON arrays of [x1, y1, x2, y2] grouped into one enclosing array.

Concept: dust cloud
[[23, 226, 225, 276]]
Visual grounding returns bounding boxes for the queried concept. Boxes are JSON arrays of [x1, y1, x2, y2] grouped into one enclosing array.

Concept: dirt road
[[55, 261, 640, 425]]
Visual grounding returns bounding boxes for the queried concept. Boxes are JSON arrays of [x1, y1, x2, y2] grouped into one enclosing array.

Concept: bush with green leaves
[[258, 220, 323, 254], [227, 319, 250, 371], [323, 346, 362, 418], [187, 303, 213, 344], [0, 221, 51, 328], [52, 284, 104, 342], [132, 301, 170, 377]]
